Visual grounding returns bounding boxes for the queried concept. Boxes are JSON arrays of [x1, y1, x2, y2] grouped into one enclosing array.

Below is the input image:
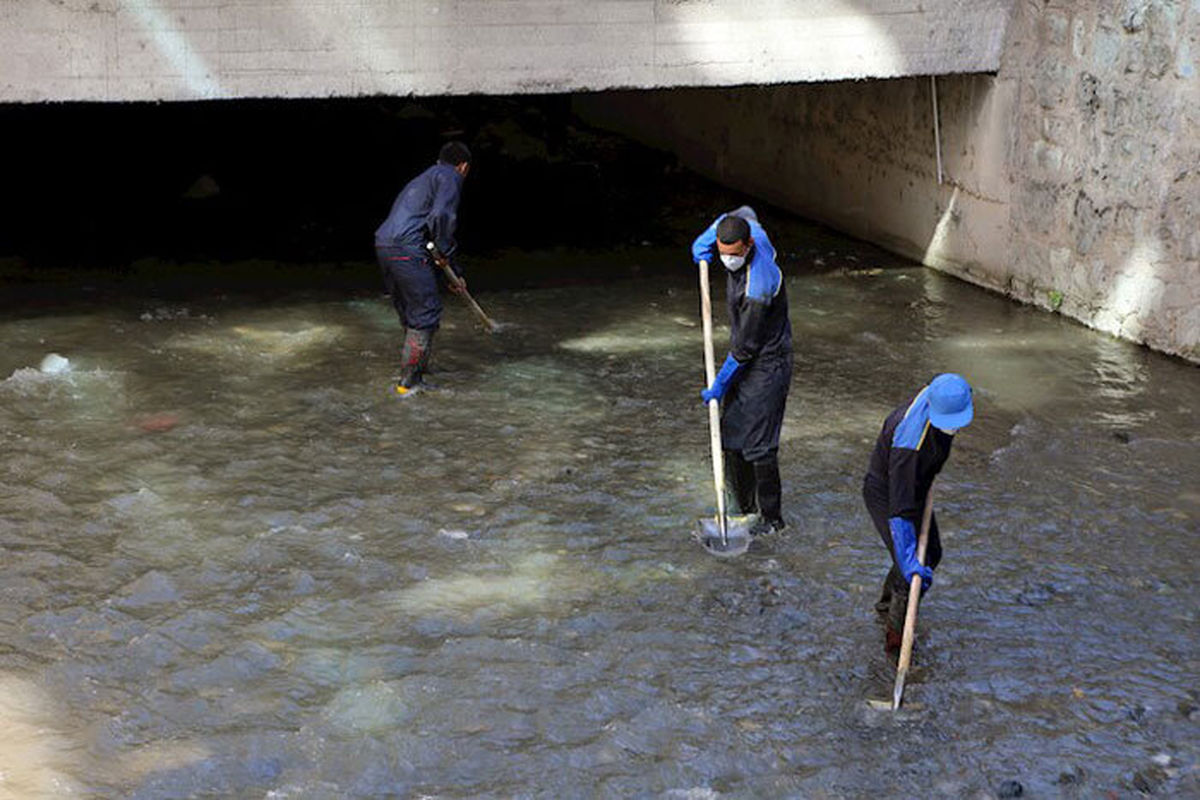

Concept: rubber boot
[[875, 574, 894, 616], [887, 585, 908, 643], [750, 456, 786, 536], [395, 328, 434, 396], [885, 626, 903, 661], [724, 450, 758, 515]]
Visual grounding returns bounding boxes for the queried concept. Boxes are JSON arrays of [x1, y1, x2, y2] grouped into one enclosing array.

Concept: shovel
[[426, 243, 500, 333], [695, 259, 754, 557], [892, 487, 934, 709]]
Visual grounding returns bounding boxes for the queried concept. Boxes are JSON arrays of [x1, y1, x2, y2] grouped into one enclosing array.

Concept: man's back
[[374, 162, 462, 254], [866, 393, 954, 519]]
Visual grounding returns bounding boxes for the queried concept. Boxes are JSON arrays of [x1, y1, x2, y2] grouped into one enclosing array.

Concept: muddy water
[[0, 262, 1196, 798]]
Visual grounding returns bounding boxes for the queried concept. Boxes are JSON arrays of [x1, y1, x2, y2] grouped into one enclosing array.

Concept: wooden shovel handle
[[893, 485, 934, 709], [698, 260, 727, 540], [426, 243, 499, 333]]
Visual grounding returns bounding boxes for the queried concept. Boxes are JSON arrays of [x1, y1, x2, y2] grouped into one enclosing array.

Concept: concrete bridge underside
[[3, 0, 1012, 103]]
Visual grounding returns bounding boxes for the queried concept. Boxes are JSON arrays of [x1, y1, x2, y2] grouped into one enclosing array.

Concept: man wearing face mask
[[862, 373, 974, 656], [374, 141, 472, 397], [691, 206, 793, 536]]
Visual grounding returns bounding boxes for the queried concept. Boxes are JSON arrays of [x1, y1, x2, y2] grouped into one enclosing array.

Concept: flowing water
[[0, 258, 1197, 798]]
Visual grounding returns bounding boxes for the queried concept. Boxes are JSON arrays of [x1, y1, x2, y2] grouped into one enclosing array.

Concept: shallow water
[[1, 262, 1197, 798]]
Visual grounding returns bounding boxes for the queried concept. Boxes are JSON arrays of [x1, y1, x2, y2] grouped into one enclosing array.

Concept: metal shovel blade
[[695, 514, 756, 558]]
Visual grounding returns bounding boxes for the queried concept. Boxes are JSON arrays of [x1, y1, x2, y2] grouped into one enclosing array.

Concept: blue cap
[[928, 373, 974, 430]]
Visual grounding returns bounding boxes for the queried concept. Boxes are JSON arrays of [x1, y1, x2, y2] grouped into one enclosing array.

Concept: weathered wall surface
[[576, 1, 1199, 361], [1000, 1, 1198, 361], [1, 0, 1012, 102]]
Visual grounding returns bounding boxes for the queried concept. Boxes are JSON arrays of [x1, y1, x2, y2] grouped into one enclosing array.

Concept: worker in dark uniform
[[692, 207, 793, 536], [374, 141, 471, 396], [862, 373, 974, 655]]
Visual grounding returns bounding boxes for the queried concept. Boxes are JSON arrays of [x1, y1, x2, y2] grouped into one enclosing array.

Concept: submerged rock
[[39, 353, 70, 374], [116, 570, 181, 610], [1057, 766, 1085, 785], [135, 412, 181, 432], [996, 779, 1023, 798], [1132, 765, 1168, 794], [182, 173, 220, 199]]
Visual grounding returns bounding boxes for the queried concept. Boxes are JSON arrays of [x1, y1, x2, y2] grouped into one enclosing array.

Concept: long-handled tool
[[892, 487, 935, 710], [695, 259, 754, 557], [426, 243, 500, 333]]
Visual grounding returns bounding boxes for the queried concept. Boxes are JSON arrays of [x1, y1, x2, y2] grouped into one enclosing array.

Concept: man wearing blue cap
[[862, 373, 974, 655], [692, 206, 793, 536]]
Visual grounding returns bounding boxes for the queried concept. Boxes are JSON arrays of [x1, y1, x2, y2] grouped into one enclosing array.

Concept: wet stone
[[1057, 766, 1086, 785], [159, 608, 228, 652], [1014, 582, 1058, 607], [289, 569, 317, 595], [25, 606, 147, 651], [239, 540, 291, 571], [114, 570, 181, 610], [1132, 765, 1168, 795], [996, 779, 1024, 798], [410, 616, 453, 637], [123, 630, 190, 670], [564, 612, 618, 636], [168, 641, 282, 691], [321, 681, 415, 735], [0, 574, 51, 605]]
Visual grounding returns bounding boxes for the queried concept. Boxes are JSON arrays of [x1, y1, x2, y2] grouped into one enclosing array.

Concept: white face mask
[[938, 427, 958, 435], [720, 253, 746, 271]]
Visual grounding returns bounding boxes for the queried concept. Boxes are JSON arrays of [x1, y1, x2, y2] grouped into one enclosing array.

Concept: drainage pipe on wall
[[931, 75, 944, 185]]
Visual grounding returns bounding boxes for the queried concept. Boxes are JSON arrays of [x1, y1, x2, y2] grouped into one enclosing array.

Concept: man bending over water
[[862, 373, 974, 656], [374, 141, 472, 396]]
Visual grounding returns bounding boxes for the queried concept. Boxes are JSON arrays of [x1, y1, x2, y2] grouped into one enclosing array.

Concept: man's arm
[[887, 420, 934, 587], [427, 170, 461, 270], [691, 215, 723, 264], [693, 213, 743, 402]]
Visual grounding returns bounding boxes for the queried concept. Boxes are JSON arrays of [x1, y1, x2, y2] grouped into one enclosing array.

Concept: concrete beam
[[2, 0, 1013, 103]]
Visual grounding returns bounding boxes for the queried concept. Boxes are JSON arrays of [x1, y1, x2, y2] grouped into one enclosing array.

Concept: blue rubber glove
[[701, 354, 744, 404], [888, 516, 934, 590]]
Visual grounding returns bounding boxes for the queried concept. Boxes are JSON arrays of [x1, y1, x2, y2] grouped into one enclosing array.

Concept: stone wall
[[1001, 0, 1198, 360], [577, 1, 1199, 361]]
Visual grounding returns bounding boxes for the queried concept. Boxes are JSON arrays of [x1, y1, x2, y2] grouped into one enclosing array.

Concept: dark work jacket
[[865, 387, 955, 521], [726, 248, 791, 364], [374, 162, 463, 259]]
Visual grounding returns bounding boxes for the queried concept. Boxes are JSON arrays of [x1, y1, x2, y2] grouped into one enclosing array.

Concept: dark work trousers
[[720, 354, 790, 525], [376, 244, 443, 331], [862, 476, 942, 631], [721, 354, 791, 462], [724, 450, 758, 514]]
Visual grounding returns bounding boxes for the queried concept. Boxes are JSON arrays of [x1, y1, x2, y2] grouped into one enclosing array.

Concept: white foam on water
[[162, 322, 347, 371], [1, 366, 125, 411], [385, 552, 580, 618], [559, 330, 689, 354], [115, 740, 212, 783], [0, 674, 82, 799]]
